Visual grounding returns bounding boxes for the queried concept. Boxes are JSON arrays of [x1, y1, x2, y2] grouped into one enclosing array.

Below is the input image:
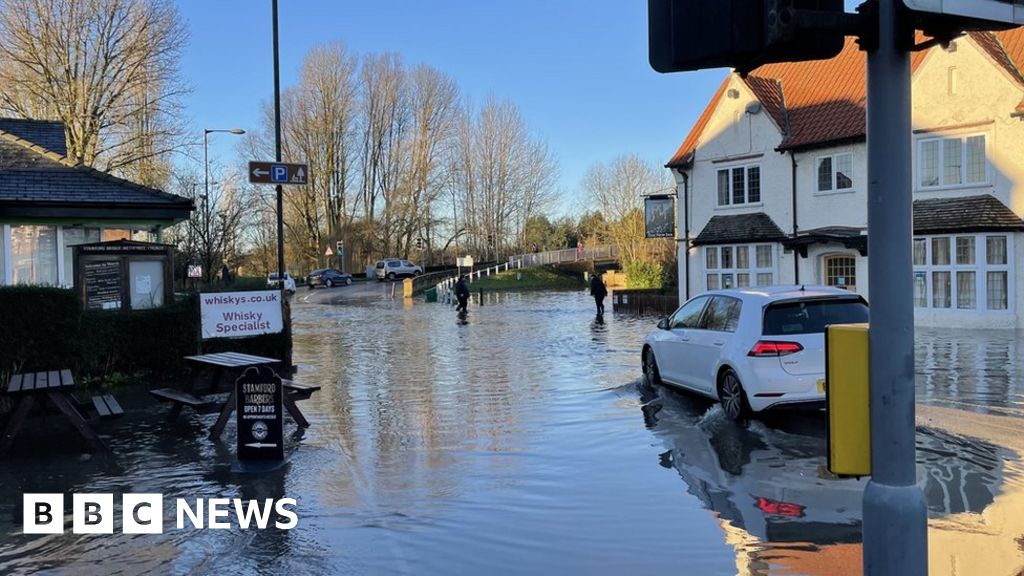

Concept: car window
[[763, 298, 869, 335], [669, 296, 709, 329], [375, 261, 385, 269], [701, 296, 742, 332]]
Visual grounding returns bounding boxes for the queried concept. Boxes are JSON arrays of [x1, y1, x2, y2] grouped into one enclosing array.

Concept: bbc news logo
[[23, 494, 298, 534]]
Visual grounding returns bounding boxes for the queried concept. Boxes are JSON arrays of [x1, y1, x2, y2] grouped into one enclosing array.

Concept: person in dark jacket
[[590, 273, 608, 315], [455, 275, 470, 312]]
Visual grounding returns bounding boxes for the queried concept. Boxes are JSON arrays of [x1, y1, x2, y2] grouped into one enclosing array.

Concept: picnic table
[[1, 370, 120, 455], [150, 352, 318, 439]]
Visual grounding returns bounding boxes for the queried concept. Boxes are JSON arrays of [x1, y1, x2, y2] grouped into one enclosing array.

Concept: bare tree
[[583, 154, 674, 265], [452, 97, 558, 260], [0, 0, 188, 184]]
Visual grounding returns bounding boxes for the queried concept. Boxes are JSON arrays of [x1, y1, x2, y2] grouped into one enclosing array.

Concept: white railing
[[434, 259, 524, 304], [509, 244, 618, 267], [431, 244, 617, 304]]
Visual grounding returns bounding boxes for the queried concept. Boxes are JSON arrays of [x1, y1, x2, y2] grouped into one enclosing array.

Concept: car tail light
[[748, 341, 803, 357]]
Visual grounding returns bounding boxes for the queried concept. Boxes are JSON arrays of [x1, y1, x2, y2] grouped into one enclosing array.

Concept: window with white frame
[[912, 234, 1011, 311], [716, 165, 761, 206], [704, 244, 775, 290], [816, 153, 853, 193], [917, 134, 987, 189]]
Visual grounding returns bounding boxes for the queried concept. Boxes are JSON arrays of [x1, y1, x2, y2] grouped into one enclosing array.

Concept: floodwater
[[0, 290, 1021, 575]]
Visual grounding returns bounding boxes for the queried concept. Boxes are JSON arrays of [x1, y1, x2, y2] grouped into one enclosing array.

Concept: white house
[[667, 30, 1024, 329]]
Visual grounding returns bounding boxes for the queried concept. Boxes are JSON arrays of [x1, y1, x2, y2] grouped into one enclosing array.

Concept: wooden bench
[[149, 388, 220, 415], [2, 369, 108, 455], [91, 394, 125, 418], [282, 380, 321, 400]]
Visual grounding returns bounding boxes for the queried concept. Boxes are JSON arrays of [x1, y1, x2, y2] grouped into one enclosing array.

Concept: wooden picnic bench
[[1, 369, 115, 455], [150, 352, 319, 438]]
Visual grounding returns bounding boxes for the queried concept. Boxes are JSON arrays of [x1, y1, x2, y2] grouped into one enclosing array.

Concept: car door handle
[[713, 341, 725, 346]]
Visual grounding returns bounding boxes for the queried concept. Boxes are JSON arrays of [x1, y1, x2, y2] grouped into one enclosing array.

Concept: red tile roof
[[668, 29, 1024, 166], [666, 78, 728, 167]]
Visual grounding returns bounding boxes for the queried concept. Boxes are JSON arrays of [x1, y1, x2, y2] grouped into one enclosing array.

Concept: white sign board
[[188, 264, 202, 279], [457, 256, 474, 267], [201, 290, 283, 339], [903, 0, 1024, 24]]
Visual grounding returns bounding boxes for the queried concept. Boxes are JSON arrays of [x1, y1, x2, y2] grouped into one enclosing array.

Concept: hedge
[[0, 286, 289, 385]]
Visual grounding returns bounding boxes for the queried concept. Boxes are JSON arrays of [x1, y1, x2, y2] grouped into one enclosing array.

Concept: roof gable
[[670, 29, 1024, 162]]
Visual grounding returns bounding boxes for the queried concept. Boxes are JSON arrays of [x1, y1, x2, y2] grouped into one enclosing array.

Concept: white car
[[266, 271, 296, 294], [642, 286, 868, 420], [375, 259, 423, 281]]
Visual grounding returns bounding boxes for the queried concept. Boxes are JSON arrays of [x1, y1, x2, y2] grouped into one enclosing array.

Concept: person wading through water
[[590, 272, 608, 315], [455, 275, 470, 312]]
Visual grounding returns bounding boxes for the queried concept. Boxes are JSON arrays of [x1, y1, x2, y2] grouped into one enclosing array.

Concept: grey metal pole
[[271, 0, 292, 369], [863, 1, 927, 574], [272, 0, 284, 282], [203, 129, 209, 284]]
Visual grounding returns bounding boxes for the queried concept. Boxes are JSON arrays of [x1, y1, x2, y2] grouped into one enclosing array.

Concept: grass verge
[[469, 266, 580, 291]]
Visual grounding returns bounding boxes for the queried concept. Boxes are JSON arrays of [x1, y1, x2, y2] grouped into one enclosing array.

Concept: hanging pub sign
[[236, 366, 284, 464], [644, 195, 676, 238]]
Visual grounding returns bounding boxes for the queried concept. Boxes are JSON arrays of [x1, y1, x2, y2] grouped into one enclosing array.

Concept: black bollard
[[479, 287, 484, 306]]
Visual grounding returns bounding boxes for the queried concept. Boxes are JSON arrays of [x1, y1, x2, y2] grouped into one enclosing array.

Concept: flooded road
[[0, 290, 1022, 575]]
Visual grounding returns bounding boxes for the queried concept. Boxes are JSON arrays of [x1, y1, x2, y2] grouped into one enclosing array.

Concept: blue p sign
[[271, 165, 287, 182]]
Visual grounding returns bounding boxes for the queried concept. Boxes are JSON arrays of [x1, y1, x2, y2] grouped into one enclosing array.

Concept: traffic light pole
[[863, 0, 928, 574]]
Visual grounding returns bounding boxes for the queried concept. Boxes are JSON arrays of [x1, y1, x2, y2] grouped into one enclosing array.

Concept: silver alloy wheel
[[346, 278, 352, 285], [388, 272, 396, 280], [719, 371, 746, 421], [326, 279, 333, 288]]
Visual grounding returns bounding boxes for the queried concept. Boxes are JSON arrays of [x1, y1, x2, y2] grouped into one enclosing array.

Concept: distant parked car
[[375, 259, 422, 281], [642, 286, 869, 421], [307, 268, 353, 289], [266, 271, 296, 294]]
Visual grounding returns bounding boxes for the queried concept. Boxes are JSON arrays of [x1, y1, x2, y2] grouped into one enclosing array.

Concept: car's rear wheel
[[345, 278, 352, 285], [387, 272, 396, 280], [326, 279, 334, 288], [643, 347, 662, 386], [718, 369, 751, 422]]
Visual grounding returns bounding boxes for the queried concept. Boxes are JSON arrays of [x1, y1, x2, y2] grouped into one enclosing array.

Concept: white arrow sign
[[244, 442, 279, 449], [252, 167, 269, 178]]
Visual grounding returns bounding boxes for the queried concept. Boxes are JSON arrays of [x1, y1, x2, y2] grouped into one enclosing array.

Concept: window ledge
[[915, 182, 993, 193], [812, 188, 856, 197], [714, 202, 765, 211]]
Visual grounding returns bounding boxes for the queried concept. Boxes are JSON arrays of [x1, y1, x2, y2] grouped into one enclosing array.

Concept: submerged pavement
[[0, 290, 1021, 575]]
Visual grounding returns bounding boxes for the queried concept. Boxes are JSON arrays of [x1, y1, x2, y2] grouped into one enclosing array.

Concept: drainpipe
[[790, 152, 799, 284], [680, 170, 691, 300]]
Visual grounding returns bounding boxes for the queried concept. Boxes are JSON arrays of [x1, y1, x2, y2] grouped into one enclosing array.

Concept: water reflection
[[916, 328, 1024, 417], [638, 379, 1022, 575], [0, 290, 1022, 574]]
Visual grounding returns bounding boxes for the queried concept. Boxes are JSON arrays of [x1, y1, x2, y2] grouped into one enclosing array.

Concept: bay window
[[913, 233, 1011, 311], [705, 244, 775, 290]]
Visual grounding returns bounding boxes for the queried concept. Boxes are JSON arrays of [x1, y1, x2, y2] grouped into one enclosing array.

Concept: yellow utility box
[[825, 323, 871, 477], [403, 278, 414, 299]]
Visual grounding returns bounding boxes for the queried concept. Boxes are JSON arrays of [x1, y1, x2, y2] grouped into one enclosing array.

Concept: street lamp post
[[203, 128, 245, 283]]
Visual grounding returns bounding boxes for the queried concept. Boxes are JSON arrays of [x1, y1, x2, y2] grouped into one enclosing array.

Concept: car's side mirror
[[657, 318, 669, 330]]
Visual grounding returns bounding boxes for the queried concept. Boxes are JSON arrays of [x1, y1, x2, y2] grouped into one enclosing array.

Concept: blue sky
[[177, 0, 726, 212], [179, 1, 865, 212]]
